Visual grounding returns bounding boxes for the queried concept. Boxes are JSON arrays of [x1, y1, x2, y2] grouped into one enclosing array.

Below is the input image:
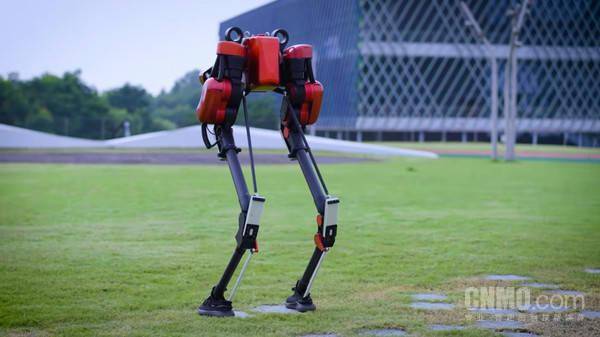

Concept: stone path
[[409, 273, 600, 336], [309, 273, 597, 336]]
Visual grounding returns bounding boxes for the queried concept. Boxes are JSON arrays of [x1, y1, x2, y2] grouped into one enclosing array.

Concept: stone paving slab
[[475, 320, 526, 330], [252, 304, 298, 314], [485, 275, 531, 281], [412, 293, 448, 301], [233, 310, 250, 318], [581, 311, 600, 319], [468, 308, 518, 315], [584, 268, 600, 274], [360, 328, 407, 336], [410, 302, 454, 310], [428, 324, 465, 331]]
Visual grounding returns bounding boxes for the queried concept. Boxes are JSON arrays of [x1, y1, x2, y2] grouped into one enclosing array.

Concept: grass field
[[1, 155, 599, 336]]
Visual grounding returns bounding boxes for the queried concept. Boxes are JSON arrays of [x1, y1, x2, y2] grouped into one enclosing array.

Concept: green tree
[[153, 70, 201, 127], [105, 84, 151, 113], [0, 74, 31, 127], [0, 68, 282, 140], [9, 71, 111, 138], [104, 84, 154, 134]]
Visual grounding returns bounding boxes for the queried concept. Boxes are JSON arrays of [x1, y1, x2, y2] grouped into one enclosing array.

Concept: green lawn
[[1, 158, 599, 336]]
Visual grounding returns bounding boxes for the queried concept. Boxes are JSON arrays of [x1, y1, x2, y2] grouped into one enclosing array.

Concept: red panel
[[216, 41, 246, 57], [304, 81, 323, 125], [283, 44, 313, 59], [244, 35, 280, 90], [314, 233, 325, 252], [196, 78, 232, 124]]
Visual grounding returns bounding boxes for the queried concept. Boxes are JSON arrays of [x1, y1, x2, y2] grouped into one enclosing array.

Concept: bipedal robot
[[195, 27, 339, 317]]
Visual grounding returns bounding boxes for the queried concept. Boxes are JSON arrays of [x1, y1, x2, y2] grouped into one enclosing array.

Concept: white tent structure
[[0, 124, 437, 158], [0, 124, 101, 148]]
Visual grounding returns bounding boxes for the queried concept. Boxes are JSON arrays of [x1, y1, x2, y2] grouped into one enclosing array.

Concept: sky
[[0, 0, 272, 95]]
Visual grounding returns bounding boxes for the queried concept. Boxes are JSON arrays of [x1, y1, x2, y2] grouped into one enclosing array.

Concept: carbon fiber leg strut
[[280, 98, 339, 312], [198, 125, 264, 317]]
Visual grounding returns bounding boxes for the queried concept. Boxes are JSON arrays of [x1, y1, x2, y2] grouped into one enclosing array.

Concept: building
[[220, 0, 600, 146]]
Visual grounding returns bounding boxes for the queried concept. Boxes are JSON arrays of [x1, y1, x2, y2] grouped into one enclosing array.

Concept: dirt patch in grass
[[0, 152, 374, 165], [529, 319, 600, 337]]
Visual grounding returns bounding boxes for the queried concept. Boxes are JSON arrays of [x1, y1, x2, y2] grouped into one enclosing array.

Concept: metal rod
[[241, 95, 258, 194], [207, 127, 253, 300], [221, 127, 251, 211], [285, 98, 329, 195], [213, 247, 245, 298], [227, 251, 253, 301], [295, 247, 324, 296], [295, 149, 327, 214], [303, 251, 327, 298]]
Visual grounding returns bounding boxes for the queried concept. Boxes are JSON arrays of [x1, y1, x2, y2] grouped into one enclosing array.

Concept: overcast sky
[[0, 0, 272, 94]]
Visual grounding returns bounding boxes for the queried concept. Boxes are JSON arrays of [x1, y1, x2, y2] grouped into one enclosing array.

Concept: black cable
[[285, 97, 329, 195], [242, 95, 258, 194]]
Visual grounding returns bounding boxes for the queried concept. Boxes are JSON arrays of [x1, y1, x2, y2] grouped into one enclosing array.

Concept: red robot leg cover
[[299, 81, 323, 125], [196, 78, 232, 125]]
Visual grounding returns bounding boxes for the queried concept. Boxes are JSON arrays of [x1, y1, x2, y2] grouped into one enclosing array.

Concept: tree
[[153, 70, 201, 127], [0, 68, 281, 139], [0, 75, 30, 126], [105, 84, 151, 113], [104, 84, 155, 134], [2, 71, 111, 138]]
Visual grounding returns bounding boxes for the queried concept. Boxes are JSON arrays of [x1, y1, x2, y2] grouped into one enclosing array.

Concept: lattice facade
[[222, 0, 600, 143], [357, 0, 600, 134]]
